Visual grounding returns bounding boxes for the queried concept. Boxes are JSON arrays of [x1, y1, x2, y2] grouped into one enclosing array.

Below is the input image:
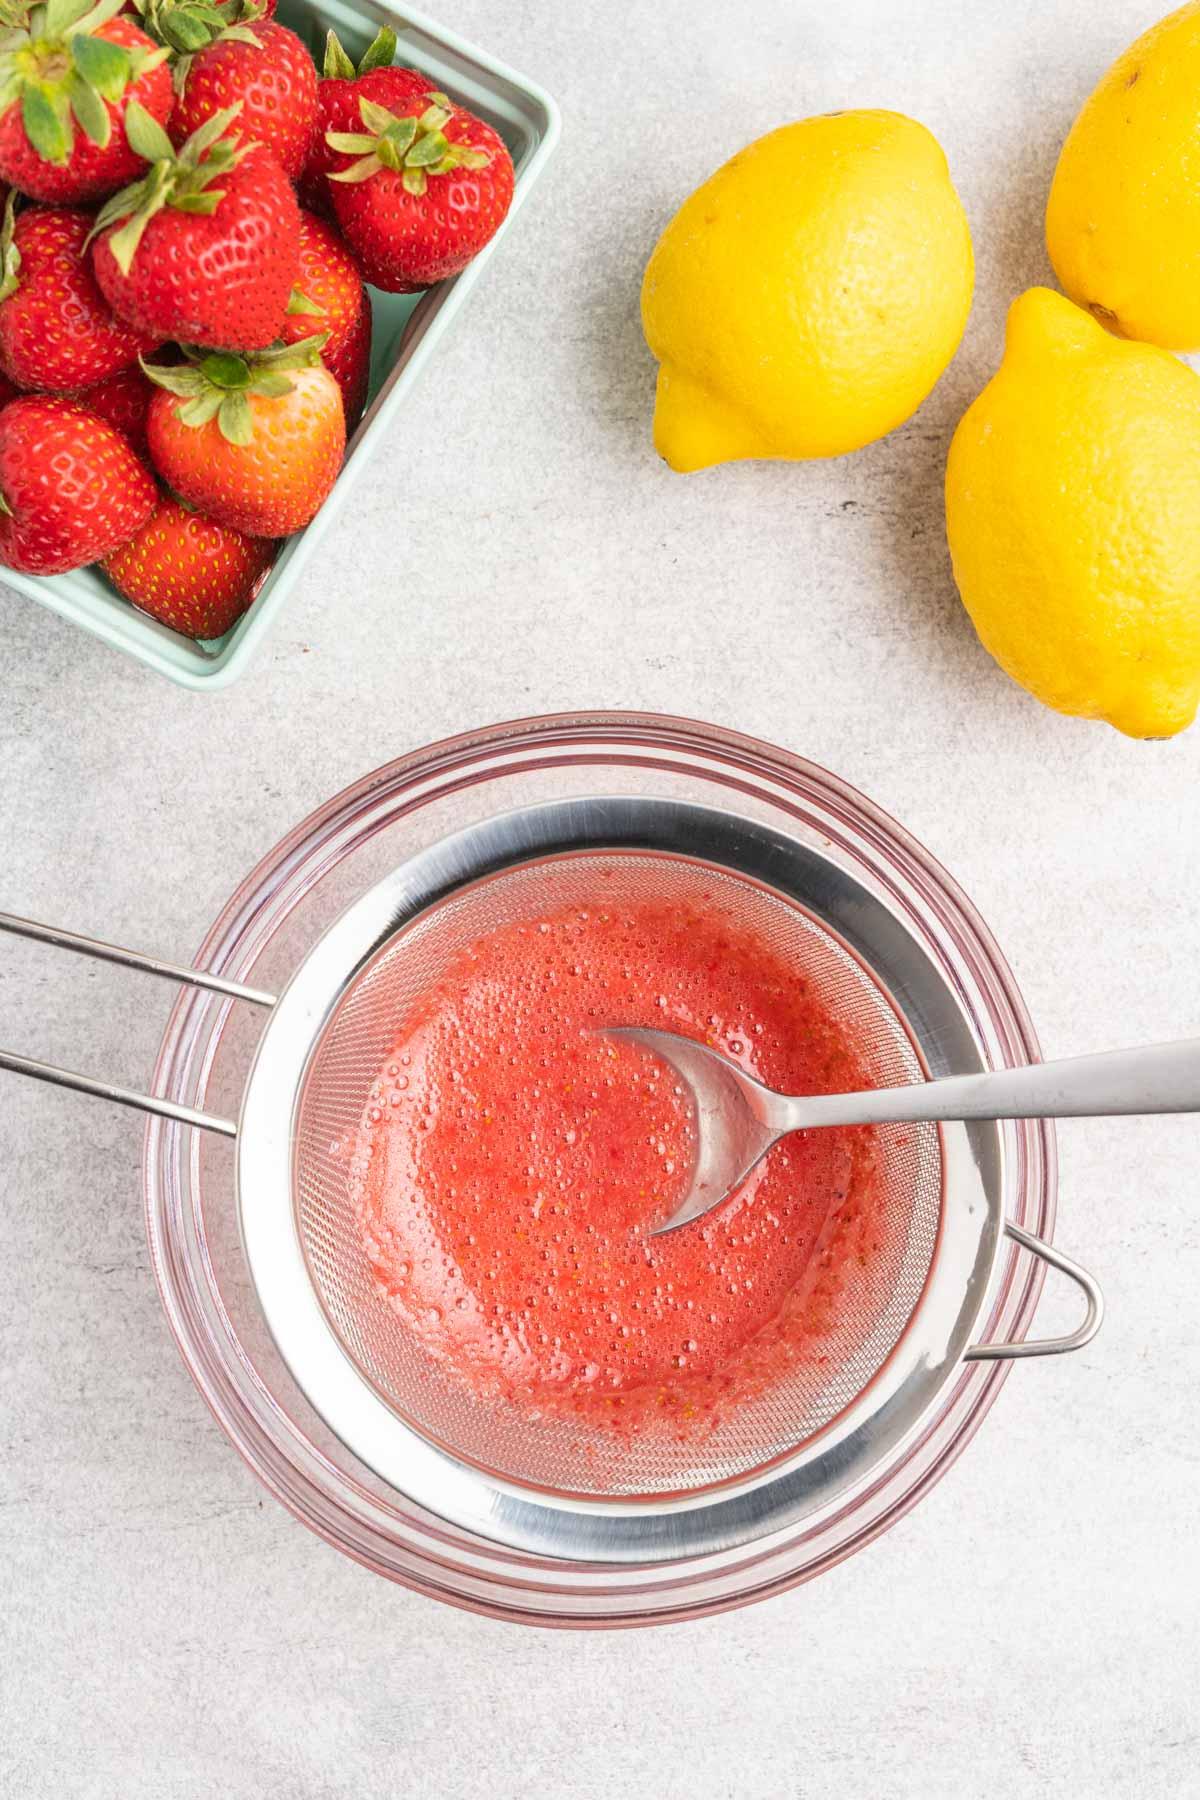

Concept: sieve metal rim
[[237, 796, 1006, 1564]]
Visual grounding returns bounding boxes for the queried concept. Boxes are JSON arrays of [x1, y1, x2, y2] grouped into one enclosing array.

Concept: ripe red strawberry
[[91, 102, 300, 351], [74, 361, 155, 454], [169, 20, 318, 182], [298, 28, 431, 218], [103, 491, 275, 636], [281, 209, 371, 428], [0, 3, 172, 205], [326, 89, 514, 292], [0, 393, 154, 572], [0, 200, 159, 390], [144, 336, 345, 535]]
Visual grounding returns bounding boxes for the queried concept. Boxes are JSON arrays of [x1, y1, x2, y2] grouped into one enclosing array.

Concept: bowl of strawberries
[[0, 0, 558, 686]]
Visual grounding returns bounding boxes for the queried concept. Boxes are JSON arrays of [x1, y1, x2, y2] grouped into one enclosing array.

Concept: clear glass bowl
[[144, 712, 1053, 1627]]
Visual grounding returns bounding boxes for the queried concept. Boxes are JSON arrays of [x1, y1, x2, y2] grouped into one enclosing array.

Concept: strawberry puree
[[355, 893, 892, 1438]]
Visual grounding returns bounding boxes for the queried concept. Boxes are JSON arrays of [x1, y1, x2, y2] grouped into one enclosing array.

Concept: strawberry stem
[[327, 92, 491, 189]]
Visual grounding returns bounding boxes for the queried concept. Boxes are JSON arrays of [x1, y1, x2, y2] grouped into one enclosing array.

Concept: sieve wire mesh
[[292, 853, 942, 1499]]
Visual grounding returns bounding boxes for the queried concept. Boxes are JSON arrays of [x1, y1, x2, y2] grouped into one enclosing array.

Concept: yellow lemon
[[641, 111, 973, 471], [1046, 2, 1200, 351], [945, 288, 1200, 739]]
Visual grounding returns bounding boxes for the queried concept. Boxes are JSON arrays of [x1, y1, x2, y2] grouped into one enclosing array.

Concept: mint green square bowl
[[2, 0, 559, 689]]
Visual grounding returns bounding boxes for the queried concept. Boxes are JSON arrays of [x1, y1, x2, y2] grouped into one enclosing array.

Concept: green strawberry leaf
[[178, 99, 240, 162], [357, 27, 397, 73], [69, 70, 111, 146], [330, 153, 382, 184], [0, 487, 11, 517], [92, 145, 179, 266], [89, 177, 143, 238], [406, 127, 447, 168], [140, 358, 207, 397], [103, 205, 153, 273], [0, 188, 21, 304], [401, 165, 427, 196], [43, 0, 94, 37], [70, 0, 131, 37], [22, 84, 71, 164], [324, 131, 377, 155], [253, 331, 327, 367], [71, 28, 130, 100], [321, 28, 355, 79], [170, 189, 224, 212], [200, 350, 249, 388], [357, 97, 401, 136], [248, 371, 293, 398], [392, 116, 419, 152], [216, 389, 251, 444], [178, 389, 224, 427], [129, 43, 170, 77], [286, 285, 324, 316], [123, 95, 174, 162], [162, 11, 211, 51]]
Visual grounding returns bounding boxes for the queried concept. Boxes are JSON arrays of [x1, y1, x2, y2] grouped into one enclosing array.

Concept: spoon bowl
[[616, 1024, 1200, 1233]]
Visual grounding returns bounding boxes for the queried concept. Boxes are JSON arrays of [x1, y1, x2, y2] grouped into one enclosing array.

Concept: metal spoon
[[609, 1026, 1200, 1233]]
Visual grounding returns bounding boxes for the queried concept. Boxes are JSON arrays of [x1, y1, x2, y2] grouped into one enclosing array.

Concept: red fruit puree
[[355, 893, 892, 1440]]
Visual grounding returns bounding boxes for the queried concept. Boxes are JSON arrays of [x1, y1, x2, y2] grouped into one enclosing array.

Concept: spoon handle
[[790, 1036, 1200, 1129]]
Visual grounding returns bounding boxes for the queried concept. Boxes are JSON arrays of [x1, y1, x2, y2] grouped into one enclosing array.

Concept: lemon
[[1046, 2, 1200, 351], [641, 111, 974, 471], [945, 288, 1200, 739]]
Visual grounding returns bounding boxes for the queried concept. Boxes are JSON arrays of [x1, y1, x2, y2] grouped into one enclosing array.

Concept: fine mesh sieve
[[293, 850, 942, 1499], [1, 792, 1101, 1565]]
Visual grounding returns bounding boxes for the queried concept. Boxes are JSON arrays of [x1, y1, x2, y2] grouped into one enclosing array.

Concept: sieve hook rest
[[0, 910, 276, 1139], [965, 1219, 1103, 1361]]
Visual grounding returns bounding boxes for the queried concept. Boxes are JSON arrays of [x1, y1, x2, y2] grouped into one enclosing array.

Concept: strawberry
[[281, 209, 371, 429], [169, 20, 318, 182], [90, 101, 300, 351], [326, 88, 513, 292], [0, 392, 154, 571], [298, 28, 431, 218], [103, 490, 275, 636], [144, 335, 345, 534], [0, 0, 172, 205], [74, 360, 154, 453], [0, 197, 159, 389]]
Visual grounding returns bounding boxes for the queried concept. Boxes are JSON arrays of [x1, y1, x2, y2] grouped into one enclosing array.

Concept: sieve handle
[[0, 910, 276, 1138], [965, 1220, 1104, 1361]]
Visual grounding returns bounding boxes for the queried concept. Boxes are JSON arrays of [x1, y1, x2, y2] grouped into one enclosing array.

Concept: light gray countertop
[[3, 2, 1198, 1795]]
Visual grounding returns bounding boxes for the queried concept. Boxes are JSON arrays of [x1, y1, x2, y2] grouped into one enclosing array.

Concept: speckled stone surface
[[2, 2, 1198, 1794]]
